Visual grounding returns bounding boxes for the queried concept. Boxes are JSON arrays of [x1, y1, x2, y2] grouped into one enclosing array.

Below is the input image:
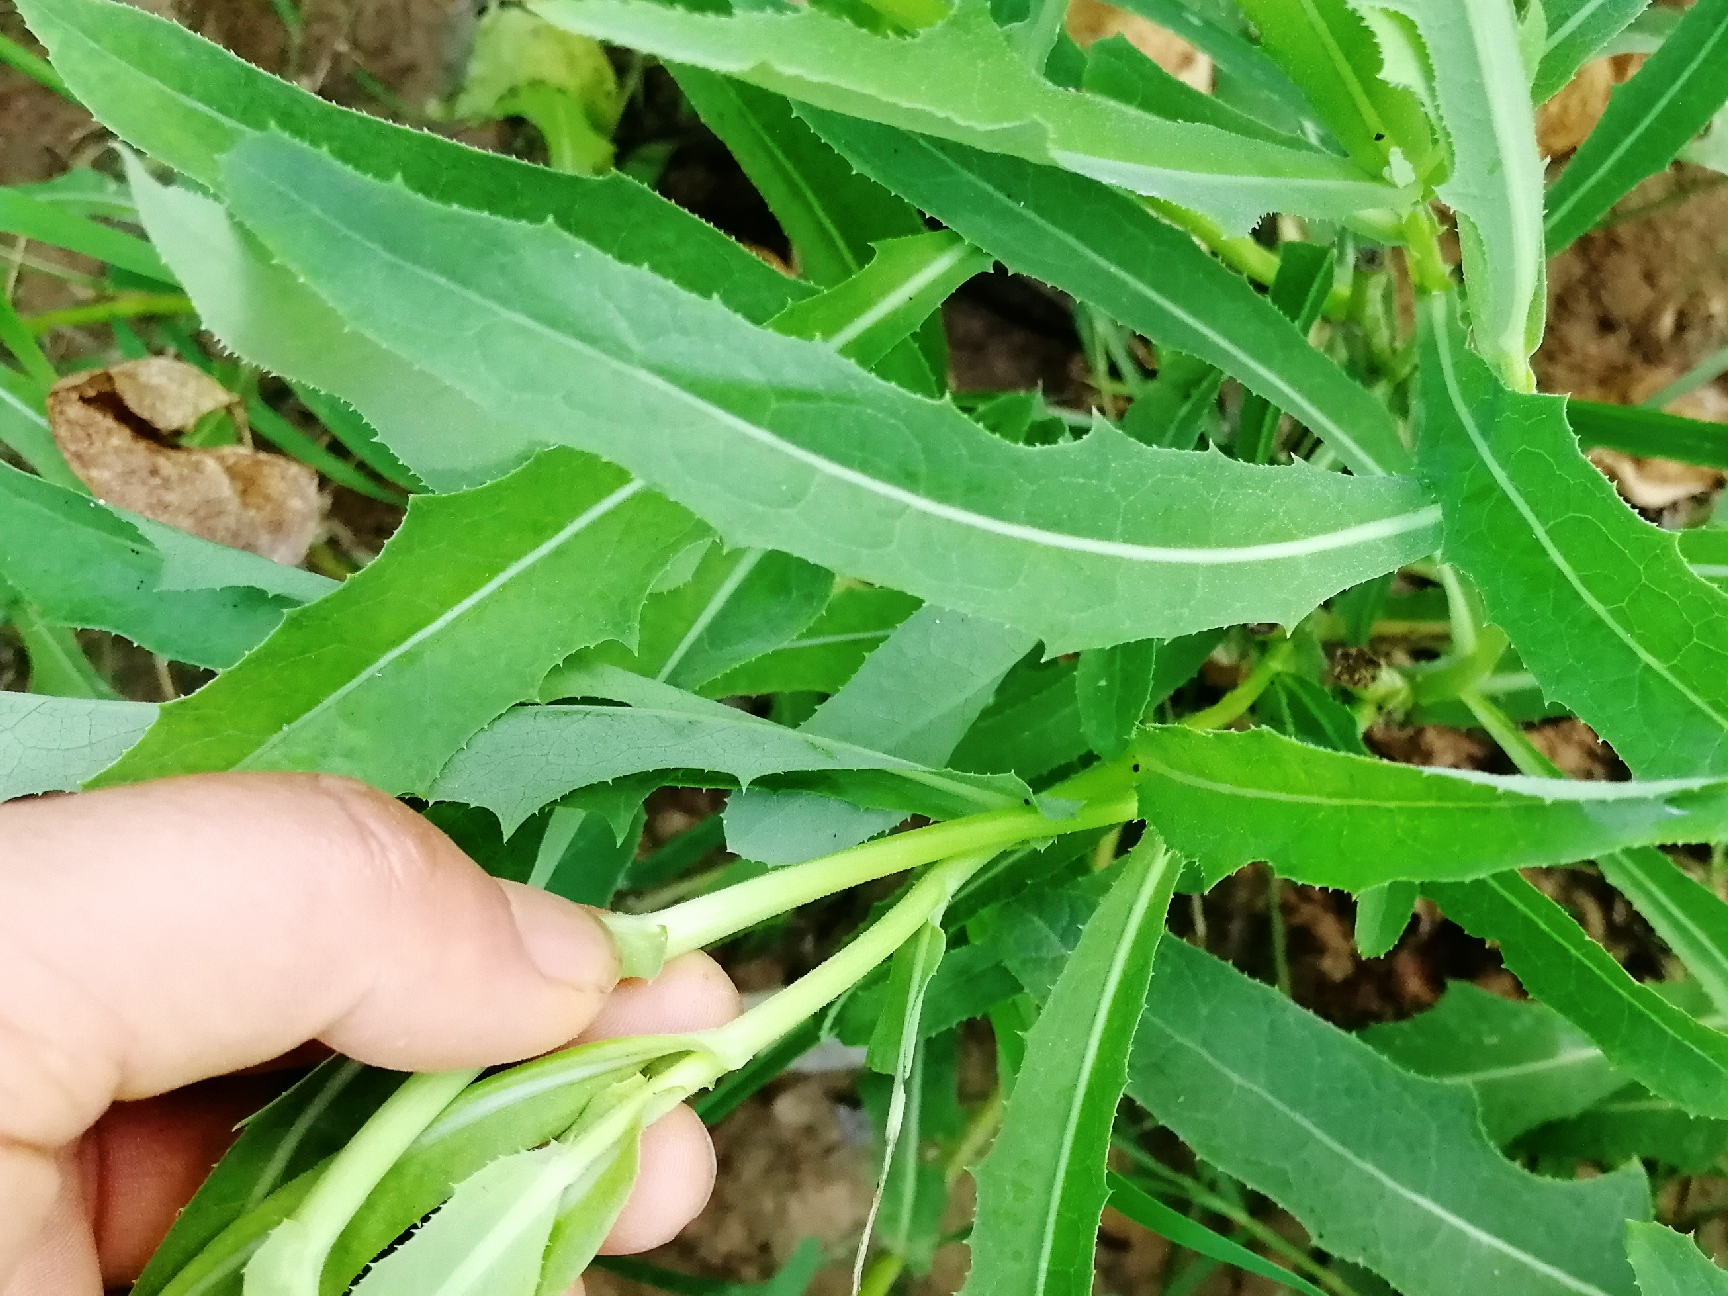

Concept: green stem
[[1144, 199, 1351, 320], [857, 1252, 905, 1296], [1399, 207, 1453, 297], [1268, 870, 1292, 997], [0, 293, 55, 388], [1182, 635, 1293, 731], [640, 794, 1138, 960], [24, 292, 197, 335], [699, 851, 993, 1067], [945, 1085, 1004, 1186], [1459, 688, 1562, 780]]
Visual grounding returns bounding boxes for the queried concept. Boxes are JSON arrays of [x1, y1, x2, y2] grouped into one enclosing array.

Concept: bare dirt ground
[[5, 2, 1728, 1290]]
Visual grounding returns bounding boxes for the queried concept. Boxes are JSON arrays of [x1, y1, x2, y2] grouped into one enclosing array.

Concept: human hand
[[0, 773, 739, 1296]]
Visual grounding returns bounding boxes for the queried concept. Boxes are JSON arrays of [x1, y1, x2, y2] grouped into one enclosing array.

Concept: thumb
[[0, 772, 619, 1152]]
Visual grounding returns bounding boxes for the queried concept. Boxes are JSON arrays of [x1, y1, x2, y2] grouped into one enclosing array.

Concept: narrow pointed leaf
[[0, 182, 172, 281], [1428, 873, 1728, 1118], [1081, 36, 1303, 147], [1571, 399, 1728, 472], [1235, 242, 1337, 465], [801, 109, 1414, 477], [1530, 1084, 1728, 1172], [431, 665, 1031, 834], [1126, 938, 1650, 1296], [1348, 0, 1546, 374], [700, 587, 921, 698], [1544, 0, 1728, 251], [962, 837, 1180, 1296], [17, 0, 801, 322], [1418, 293, 1728, 778], [1598, 848, 1728, 1020], [1353, 881, 1417, 958], [1133, 724, 1728, 890], [93, 450, 703, 793], [0, 462, 306, 669], [221, 134, 1440, 650], [530, 0, 1401, 230], [1360, 981, 1629, 1143], [1105, 1174, 1327, 1296], [1626, 1223, 1728, 1294], [0, 692, 156, 801], [1534, 0, 1652, 103]]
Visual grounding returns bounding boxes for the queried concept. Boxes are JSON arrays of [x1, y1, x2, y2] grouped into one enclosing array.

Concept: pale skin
[[0, 773, 741, 1296]]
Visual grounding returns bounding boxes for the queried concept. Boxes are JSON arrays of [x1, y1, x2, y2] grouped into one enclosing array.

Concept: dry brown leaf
[[48, 357, 323, 566], [1065, 0, 1212, 90]]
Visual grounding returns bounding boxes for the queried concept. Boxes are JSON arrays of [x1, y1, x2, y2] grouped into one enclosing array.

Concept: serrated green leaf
[[1544, 0, 1728, 251], [1349, 0, 1546, 376], [1128, 938, 1650, 1296], [1360, 981, 1627, 1143], [531, 0, 1402, 230], [1080, 35, 1303, 147], [1236, 0, 1435, 178], [1626, 1223, 1728, 1294], [0, 462, 302, 668], [134, 1061, 406, 1296], [1428, 873, 1728, 1119], [18, 0, 799, 323], [1529, 1085, 1728, 1173], [767, 231, 991, 369], [701, 587, 921, 698], [1418, 293, 1728, 778], [0, 692, 156, 801], [221, 135, 1439, 649], [558, 544, 833, 694], [963, 836, 1179, 1296], [432, 664, 1030, 834], [1105, 1173, 1327, 1296], [1534, 0, 1651, 104], [1075, 639, 1158, 761], [1133, 724, 1728, 890], [1353, 881, 1417, 957], [801, 110, 1414, 477], [93, 450, 702, 793]]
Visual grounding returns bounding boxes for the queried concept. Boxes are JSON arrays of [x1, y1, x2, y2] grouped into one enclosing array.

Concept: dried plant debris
[[48, 358, 322, 566]]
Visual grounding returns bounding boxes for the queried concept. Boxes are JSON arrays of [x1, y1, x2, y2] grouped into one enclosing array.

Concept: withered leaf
[[48, 357, 323, 566]]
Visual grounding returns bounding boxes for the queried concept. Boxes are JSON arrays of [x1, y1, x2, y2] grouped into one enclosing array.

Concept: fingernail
[[505, 884, 619, 992]]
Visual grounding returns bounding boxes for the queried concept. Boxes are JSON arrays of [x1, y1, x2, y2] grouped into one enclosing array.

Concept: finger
[[0, 772, 619, 1256], [575, 952, 743, 1044], [0, 1148, 99, 1296], [598, 1104, 717, 1256], [85, 1075, 289, 1287]]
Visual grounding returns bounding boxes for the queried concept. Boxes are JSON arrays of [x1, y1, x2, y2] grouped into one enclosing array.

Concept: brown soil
[[5, 5, 1728, 1292]]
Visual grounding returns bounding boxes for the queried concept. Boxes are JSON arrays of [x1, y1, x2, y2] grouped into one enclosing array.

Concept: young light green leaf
[[700, 587, 921, 698], [222, 134, 1440, 650], [1428, 873, 1728, 1119], [134, 1062, 406, 1296], [962, 836, 1180, 1296], [1598, 848, 1728, 1020], [0, 462, 302, 669], [93, 450, 703, 794], [558, 545, 833, 694], [1133, 724, 1728, 890], [1534, 0, 1651, 103], [1360, 981, 1628, 1143], [1353, 881, 1417, 958], [1626, 1223, 1728, 1294], [1105, 1173, 1327, 1296], [530, 0, 1402, 230], [431, 665, 1031, 834], [1076, 638, 1159, 761], [1544, 0, 1728, 251], [801, 110, 1414, 477], [1349, 0, 1546, 377], [1419, 293, 1728, 778], [17, 0, 801, 323], [1530, 1085, 1728, 1173], [1128, 938, 1650, 1296], [0, 692, 156, 801], [767, 231, 991, 369]]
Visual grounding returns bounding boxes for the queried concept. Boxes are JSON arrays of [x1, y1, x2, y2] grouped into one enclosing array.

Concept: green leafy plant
[[6, 0, 1728, 1290]]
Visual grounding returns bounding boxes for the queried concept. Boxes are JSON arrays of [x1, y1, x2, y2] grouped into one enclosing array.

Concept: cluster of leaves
[[8, 0, 1728, 1291]]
